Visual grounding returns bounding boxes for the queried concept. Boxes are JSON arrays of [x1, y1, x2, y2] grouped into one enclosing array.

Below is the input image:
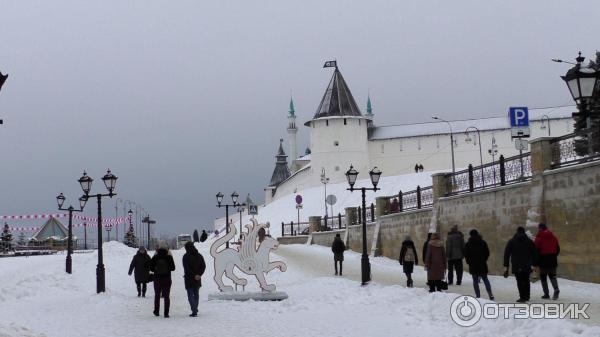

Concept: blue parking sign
[[509, 107, 529, 127]]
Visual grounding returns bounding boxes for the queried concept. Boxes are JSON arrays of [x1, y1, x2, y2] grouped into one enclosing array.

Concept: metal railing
[[386, 185, 434, 214], [550, 132, 600, 168], [448, 152, 532, 196], [281, 221, 309, 237]]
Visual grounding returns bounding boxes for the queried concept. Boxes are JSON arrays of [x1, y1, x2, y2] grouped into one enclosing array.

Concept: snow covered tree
[[193, 229, 199, 243], [124, 224, 137, 248], [1, 223, 13, 252]]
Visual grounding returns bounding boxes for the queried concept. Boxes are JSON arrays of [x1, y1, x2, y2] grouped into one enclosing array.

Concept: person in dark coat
[[425, 233, 446, 292], [331, 234, 346, 276], [182, 241, 206, 317], [464, 229, 494, 300], [446, 225, 465, 285], [128, 246, 152, 297], [389, 198, 400, 214], [503, 226, 538, 303], [199, 230, 208, 242], [150, 241, 176, 317], [534, 223, 560, 300], [399, 235, 418, 288], [422, 232, 432, 265]]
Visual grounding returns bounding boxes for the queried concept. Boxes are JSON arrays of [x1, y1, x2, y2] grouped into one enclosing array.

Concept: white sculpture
[[210, 219, 287, 292]]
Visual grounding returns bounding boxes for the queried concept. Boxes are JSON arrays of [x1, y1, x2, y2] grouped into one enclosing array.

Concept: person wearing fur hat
[[534, 223, 560, 300], [399, 235, 418, 288], [150, 241, 176, 317], [464, 229, 494, 300], [425, 233, 446, 292], [331, 234, 346, 276], [128, 246, 151, 297]]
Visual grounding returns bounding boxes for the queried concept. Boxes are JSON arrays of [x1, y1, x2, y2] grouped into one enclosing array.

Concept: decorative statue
[[210, 218, 286, 292]]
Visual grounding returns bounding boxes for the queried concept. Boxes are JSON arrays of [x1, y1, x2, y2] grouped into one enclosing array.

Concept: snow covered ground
[[1, 241, 599, 337], [222, 171, 439, 238]]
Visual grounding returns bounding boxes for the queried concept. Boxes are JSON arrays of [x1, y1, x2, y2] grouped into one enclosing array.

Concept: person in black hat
[[331, 233, 346, 276]]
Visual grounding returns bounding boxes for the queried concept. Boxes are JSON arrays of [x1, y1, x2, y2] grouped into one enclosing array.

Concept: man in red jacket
[[534, 223, 560, 300]]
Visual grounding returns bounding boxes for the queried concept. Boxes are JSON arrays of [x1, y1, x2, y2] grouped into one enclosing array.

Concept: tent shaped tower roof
[[306, 67, 365, 125], [268, 139, 291, 187]]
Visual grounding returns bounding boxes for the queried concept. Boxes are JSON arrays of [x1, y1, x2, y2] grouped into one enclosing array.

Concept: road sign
[[326, 194, 337, 206], [509, 107, 529, 127], [511, 127, 530, 138], [295, 195, 303, 205], [514, 138, 529, 151], [248, 204, 258, 215], [295, 204, 303, 210]]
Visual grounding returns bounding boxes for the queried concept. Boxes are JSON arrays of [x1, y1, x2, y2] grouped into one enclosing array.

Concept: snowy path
[[2, 241, 600, 337], [277, 244, 600, 326]]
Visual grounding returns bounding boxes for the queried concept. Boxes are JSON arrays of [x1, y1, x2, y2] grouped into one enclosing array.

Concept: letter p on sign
[[509, 107, 529, 127]]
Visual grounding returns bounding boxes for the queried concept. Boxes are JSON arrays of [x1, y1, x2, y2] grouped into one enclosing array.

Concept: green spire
[[288, 97, 295, 117], [366, 95, 373, 117]]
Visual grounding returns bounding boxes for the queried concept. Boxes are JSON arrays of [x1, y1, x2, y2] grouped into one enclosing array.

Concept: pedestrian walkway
[[276, 244, 600, 325]]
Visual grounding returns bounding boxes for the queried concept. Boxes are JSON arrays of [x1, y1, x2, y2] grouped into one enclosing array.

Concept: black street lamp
[[540, 115, 551, 137], [79, 169, 118, 294], [56, 193, 86, 274], [216, 191, 244, 248], [432, 116, 456, 179], [237, 204, 245, 241], [142, 214, 156, 249], [345, 165, 381, 286], [465, 126, 484, 187], [555, 52, 600, 154]]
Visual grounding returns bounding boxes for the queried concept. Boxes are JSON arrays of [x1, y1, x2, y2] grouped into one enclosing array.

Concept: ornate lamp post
[[56, 193, 87, 274], [216, 191, 245, 248], [345, 165, 382, 286], [465, 126, 484, 187], [488, 137, 498, 185], [555, 52, 600, 154], [142, 214, 156, 249], [540, 115, 551, 137], [115, 198, 123, 241], [237, 204, 245, 241], [79, 169, 118, 294], [320, 168, 330, 227]]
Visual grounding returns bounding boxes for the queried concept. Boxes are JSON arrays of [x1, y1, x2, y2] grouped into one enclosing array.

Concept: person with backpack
[[534, 223, 560, 300], [150, 241, 176, 317], [182, 241, 206, 317], [199, 230, 208, 242], [128, 246, 152, 297], [331, 234, 346, 276], [464, 229, 494, 300], [503, 226, 538, 303], [399, 235, 418, 287]]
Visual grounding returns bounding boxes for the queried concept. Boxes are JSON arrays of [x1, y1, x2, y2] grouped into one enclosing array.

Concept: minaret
[[287, 96, 298, 168], [366, 94, 374, 127]]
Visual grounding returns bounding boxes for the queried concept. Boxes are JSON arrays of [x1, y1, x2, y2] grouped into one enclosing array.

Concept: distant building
[[30, 217, 76, 248], [265, 65, 573, 204]]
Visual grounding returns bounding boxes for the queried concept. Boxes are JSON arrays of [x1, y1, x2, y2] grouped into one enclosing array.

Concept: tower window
[[334, 166, 340, 171], [381, 144, 384, 153], [334, 141, 339, 146], [326, 120, 329, 126], [418, 139, 421, 150], [344, 118, 347, 125], [359, 119, 361, 126]]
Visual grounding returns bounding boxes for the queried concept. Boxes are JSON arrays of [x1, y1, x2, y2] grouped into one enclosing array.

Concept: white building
[[265, 66, 574, 204]]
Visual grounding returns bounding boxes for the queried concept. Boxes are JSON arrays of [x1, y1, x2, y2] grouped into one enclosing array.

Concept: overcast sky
[[0, 0, 598, 236]]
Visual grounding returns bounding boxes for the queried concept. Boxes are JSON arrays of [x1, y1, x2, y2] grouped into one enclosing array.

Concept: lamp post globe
[[57, 193, 66, 209], [345, 165, 359, 189], [216, 192, 224, 206], [369, 167, 382, 188], [78, 171, 93, 195], [101, 169, 118, 194], [561, 52, 600, 103], [79, 195, 87, 209], [231, 191, 239, 205]]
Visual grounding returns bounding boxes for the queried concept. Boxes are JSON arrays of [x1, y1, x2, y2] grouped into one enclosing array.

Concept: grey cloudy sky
[[0, 0, 598, 236]]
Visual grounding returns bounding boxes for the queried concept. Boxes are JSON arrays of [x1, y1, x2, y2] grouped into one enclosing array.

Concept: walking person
[[331, 233, 346, 276], [425, 233, 446, 292], [535, 223, 560, 300], [422, 232, 432, 264], [128, 246, 152, 297], [503, 226, 538, 303], [446, 225, 464, 286], [182, 241, 206, 317], [464, 230, 494, 300], [399, 235, 418, 287], [199, 230, 208, 242], [150, 241, 176, 317]]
